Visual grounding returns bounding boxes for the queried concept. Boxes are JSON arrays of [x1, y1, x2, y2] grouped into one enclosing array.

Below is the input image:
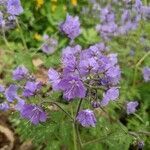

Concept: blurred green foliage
[[0, 0, 150, 150]]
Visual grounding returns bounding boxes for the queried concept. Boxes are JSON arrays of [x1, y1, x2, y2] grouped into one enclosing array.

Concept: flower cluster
[[0, 13, 144, 128], [0, 65, 47, 125], [96, 0, 150, 40], [48, 14, 121, 127], [0, 0, 23, 28]]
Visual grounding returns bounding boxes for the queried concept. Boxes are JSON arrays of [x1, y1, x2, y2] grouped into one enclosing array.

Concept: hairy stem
[[15, 18, 28, 50], [2, 27, 12, 50]]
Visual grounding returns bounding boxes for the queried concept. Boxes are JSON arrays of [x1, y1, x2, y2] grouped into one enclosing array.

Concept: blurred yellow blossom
[[34, 33, 42, 41], [36, 0, 44, 8], [51, 4, 57, 12], [71, 0, 77, 6], [63, 5, 67, 11]]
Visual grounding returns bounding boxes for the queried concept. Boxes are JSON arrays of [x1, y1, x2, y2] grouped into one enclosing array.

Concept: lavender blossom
[[60, 15, 81, 40], [62, 45, 81, 56], [142, 67, 150, 82], [0, 11, 3, 25], [21, 104, 47, 125], [48, 68, 61, 91], [58, 76, 86, 101], [101, 87, 119, 106], [0, 84, 5, 93], [12, 65, 28, 80], [142, 6, 150, 20], [7, 0, 23, 16], [41, 35, 58, 55], [76, 109, 97, 127], [5, 84, 19, 102], [79, 58, 99, 76], [0, 102, 9, 111], [121, 10, 130, 24], [15, 99, 25, 111], [23, 81, 42, 97], [126, 101, 139, 114]]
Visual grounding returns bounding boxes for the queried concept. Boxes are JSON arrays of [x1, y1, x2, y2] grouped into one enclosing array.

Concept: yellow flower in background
[[51, 4, 57, 12], [71, 0, 77, 6], [36, 0, 44, 8], [63, 5, 67, 11], [34, 33, 42, 41], [51, 0, 57, 12]]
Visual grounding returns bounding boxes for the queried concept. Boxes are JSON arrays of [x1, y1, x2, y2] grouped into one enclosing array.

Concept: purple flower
[[15, 99, 25, 111], [98, 55, 112, 72], [85, 44, 102, 58], [5, 84, 19, 102], [79, 58, 99, 76], [126, 101, 139, 114], [60, 15, 80, 40], [7, 0, 23, 16], [100, 7, 115, 23], [41, 35, 58, 55], [142, 6, 150, 20], [21, 104, 47, 125], [142, 67, 150, 82], [101, 87, 119, 106], [121, 10, 130, 24], [23, 81, 42, 97], [58, 76, 86, 100], [62, 45, 81, 57], [105, 65, 121, 85], [0, 11, 3, 25], [62, 54, 77, 75], [48, 68, 61, 91], [134, 0, 143, 13], [0, 102, 9, 111], [108, 53, 118, 66], [0, 0, 7, 5], [76, 109, 97, 127], [12, 65, 28, 80], [0, 84, 5, 93]]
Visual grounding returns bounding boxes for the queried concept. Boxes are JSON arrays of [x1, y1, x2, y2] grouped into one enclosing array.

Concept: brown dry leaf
[[34, 67, 48, 84], [32, 58, 44, 67]]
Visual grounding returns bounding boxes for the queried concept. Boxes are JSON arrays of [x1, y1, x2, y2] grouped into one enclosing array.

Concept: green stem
[[75, 124, 83, 149], [75, 99, 83, 121], [41, 100, 74, 121], [1, 27, 12, 50], [15, 18, 28, 50], [82, 132, 114, 146], [133, 113, 145, 124], [133, 51, 150, 87], [71, 106, 78, 150], [31, 31, 59, 56]]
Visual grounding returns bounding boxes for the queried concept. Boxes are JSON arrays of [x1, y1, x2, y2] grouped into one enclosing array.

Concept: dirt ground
[[0, 112, 34, 150]]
